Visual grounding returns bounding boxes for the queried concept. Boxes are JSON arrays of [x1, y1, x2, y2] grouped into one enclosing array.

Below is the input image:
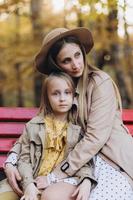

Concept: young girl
[[14, 72, 94, 200]]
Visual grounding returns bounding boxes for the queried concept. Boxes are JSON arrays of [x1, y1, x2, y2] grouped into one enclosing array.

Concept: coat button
[[61, 162, 69, 172]]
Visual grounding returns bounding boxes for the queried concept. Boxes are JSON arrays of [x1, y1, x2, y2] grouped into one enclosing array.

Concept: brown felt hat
[[35, 27, 94, 74]]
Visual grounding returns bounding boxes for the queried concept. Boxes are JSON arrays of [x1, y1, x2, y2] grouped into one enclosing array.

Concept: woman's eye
[[63, 58, 71, 64], [52, 92, 58, 96], [75, 52, 80, 58]]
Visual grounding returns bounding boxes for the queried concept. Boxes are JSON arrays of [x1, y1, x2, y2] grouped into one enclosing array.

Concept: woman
[[2, 27, 133, 199]]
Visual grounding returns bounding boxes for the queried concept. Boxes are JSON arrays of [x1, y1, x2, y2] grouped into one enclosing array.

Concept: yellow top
[[38, 115, 68, 176]]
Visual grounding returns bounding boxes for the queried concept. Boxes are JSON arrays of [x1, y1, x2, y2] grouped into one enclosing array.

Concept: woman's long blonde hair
[[77, 62, 122, 129], [77, 47, 99, 129]]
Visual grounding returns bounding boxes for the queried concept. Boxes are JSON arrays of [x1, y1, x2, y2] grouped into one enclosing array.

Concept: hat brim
[[35, 27, 94, 74]]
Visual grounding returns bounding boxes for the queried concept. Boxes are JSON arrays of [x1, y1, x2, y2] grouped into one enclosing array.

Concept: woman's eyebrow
[[61, 57, 71, 62]]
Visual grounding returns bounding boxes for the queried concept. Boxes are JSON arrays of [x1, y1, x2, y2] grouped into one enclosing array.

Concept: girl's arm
[[20, 183, 40, 200], [4, 163, 23, 196], [4, 134, 23, 168], [4, 133, 24, 196], [4, 125, 33, 195], [17, 125, 35, 191]]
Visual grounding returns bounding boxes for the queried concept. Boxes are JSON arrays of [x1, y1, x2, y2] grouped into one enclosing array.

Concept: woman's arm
[[75, 161, 97, 187], [53, 78, 117, 177], [72, 179, 91, 200]]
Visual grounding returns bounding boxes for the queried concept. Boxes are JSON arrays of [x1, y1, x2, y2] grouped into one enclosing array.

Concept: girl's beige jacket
[[0, 116, 95, 192]]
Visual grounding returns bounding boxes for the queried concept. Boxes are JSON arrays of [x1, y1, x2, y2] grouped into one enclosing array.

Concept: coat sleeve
[[75, 160, 97, 187], [53, 78, 118, 176], [17, 125, 35, 190], [5, 130, 25, 166], [6, 134, 23, 156]]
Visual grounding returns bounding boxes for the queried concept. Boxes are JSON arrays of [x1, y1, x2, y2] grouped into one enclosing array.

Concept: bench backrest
[[0, 107, 38, 170], [0, 107, 133, 170]]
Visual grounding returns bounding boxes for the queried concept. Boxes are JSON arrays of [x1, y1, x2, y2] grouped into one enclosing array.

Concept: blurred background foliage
[[0, 0, 133, 108]]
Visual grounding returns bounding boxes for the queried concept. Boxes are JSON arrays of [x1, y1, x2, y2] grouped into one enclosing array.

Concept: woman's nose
[[72, 59, 79, 70]]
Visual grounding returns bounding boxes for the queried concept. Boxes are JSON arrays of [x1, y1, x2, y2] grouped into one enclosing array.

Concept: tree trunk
[[30, 0, 43, 38], [15, 63, 24, 107], [106, 0, 131, 108]]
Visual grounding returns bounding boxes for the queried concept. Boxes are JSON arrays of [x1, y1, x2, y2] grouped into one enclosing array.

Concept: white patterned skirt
[[89, 155, 133, 200]]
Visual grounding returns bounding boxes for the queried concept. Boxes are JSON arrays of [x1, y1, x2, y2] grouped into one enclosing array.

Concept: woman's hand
[[20, 183, 40, 200], [35, 176, 49, 190], [4, 163, 23, 196], [71, 179, 91, 200]]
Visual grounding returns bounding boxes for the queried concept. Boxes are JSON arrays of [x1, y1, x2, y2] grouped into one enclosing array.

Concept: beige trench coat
[[1, 115, 95, 192], [53, 68, 133, 188]]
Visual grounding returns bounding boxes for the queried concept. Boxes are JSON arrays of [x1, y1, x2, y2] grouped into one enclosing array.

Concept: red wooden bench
[[0, 107, 38, 180], [0, 107, 133, 180]]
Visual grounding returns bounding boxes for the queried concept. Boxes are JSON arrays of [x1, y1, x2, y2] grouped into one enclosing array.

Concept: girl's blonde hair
[[39, 72, 76, 122]]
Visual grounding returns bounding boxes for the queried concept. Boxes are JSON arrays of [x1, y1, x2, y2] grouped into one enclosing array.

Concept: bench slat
[[0, 155, 6, 170], [0, 123, 24, 136], [0, 138, 17, 152], [0, 107, 38, 121], [125, 124, 133, 135], [0, 138, 16, 153], [122, 109, 133, 123]]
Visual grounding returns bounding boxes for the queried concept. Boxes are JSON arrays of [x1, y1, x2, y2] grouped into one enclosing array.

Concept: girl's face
[[56, 43, 84, 78], [47, 77, 73, 120]]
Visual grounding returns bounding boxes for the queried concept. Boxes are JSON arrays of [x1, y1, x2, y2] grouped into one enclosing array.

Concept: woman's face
[[56, 43, 84, 78]]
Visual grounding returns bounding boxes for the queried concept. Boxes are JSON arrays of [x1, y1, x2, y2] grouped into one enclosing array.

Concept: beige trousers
[[0, 191, 19, 200], [0, 179, 19, 200]]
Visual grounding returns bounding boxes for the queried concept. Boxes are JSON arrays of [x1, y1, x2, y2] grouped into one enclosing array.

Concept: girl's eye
[[65, 90, 72, 94]]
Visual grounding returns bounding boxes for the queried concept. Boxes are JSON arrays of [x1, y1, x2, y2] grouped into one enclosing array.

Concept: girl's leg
[[41, 182, 77, 200], [0, 191, 19, 200]]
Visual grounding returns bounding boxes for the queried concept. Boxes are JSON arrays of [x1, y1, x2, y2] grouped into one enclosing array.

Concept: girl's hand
[[71, 179, 91, 200], [5, 163, 23, 196], [35, 176, 49, 190], [20, 183, 40, 200]]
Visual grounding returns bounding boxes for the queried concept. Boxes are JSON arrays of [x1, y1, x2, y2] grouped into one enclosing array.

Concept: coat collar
[[29, 113, 80, 130], [29, 112, 44, 124]]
